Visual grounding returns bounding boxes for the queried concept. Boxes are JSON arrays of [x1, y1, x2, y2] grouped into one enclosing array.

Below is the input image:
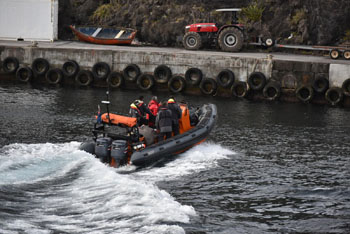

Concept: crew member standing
[[167, 96, 182, 136], [148, 96, 160, 127], [156, 101, 173, 141], [129, 100, 144, 125], [135, 96, 154, 125]]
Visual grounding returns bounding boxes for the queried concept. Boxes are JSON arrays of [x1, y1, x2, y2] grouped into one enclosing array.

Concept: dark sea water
[[0, 83, 349, 234]]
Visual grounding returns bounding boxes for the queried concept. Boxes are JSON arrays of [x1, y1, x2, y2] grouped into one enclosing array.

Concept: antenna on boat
[[101, 90, 111, 124]]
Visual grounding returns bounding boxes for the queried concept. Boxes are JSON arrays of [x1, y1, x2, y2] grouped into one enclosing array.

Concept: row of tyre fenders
[[1, 56, 349, 106]]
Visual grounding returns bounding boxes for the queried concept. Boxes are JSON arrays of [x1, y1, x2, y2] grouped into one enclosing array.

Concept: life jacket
[[179, 103, 192, 134], [148, 100, 160, 116], [158, 107, 172, 133], [130, 103, 142, 117], [168, 99, 182, 122]]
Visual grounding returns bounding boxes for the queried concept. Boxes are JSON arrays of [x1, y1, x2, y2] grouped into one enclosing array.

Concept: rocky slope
[[58, 0, 350, 47]]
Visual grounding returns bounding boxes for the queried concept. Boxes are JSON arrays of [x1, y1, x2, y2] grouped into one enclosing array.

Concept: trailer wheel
[[343, 50, 350, 60], [183, 32, 202, 50], [218, 27, 244, 52], [330, 49, 340, 60], [265, 38, 274, 47]]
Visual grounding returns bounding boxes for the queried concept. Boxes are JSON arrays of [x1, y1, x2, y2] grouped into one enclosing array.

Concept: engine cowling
[[185, 23, 218, 33]]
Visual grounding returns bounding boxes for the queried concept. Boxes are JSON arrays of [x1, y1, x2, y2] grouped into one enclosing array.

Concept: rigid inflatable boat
[[79, 97, 217, 167]]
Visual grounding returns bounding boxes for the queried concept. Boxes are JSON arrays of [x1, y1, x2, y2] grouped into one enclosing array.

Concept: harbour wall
[[1, 40, 350, 107]]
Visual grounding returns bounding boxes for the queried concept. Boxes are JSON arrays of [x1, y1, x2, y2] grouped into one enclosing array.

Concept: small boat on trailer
[[69, 25, 137, 45], [79, 93, 217, 167]]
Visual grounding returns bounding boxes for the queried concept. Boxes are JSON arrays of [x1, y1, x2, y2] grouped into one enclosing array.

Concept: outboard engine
[[95, 137, 112, 163], [111, 140, 128, 166]]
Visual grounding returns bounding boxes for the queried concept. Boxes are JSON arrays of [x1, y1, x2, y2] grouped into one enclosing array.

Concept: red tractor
[[182, 8, 272, 52]]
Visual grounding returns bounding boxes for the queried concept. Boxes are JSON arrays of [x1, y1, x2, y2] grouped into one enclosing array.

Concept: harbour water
[[0, 83, 349, 233]]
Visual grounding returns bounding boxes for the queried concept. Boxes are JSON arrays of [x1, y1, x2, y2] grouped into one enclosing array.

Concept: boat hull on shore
[[69, 25, 137, 45]]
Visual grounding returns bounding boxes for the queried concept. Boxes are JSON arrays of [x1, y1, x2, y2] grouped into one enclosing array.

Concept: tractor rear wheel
[[218, 27, 244, 52], [183, 32, 202, 50]]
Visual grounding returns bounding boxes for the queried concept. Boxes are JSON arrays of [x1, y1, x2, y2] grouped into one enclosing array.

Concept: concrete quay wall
[[1, 40, 350, 107]]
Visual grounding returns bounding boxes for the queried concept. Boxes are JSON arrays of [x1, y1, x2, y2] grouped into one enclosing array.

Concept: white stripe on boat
[[115, 30, 125, 39], [92, 28, 102, 37]]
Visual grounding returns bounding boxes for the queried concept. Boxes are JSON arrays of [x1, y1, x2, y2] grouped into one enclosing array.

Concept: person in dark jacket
[[156, 101, 173, 141], [136, 96, 154, 118], [167, 96, 182, 136], [129, 100, 145, 125]]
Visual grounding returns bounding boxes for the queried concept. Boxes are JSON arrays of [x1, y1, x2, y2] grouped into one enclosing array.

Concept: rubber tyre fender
[[231, 81, 249, 98], [344, 50, 350, 60], [92, 62, 110, 80], [137, 73, 155, 90], [342, 78, 350, 96], [107, 71, 124, 88], [16, 66, 33, 82], [62, 60, 79, 78], [312, 74, 329, 93], [296, 85, 314, 103], [329, 49, 340, 60], [248, 72, 266, 91], [46, 68, 63, 85], [185, 68, 203, 86], [123, 64, 141, 82], [2, 57, 19, 74], [199, 78, 217, 95], [75, 70, 93, 86], [32, 58, 50, 76], [154, 65, 172, 84], [263, 81, 281, 101], [217, 69, 235, 88], [218, 27, 244, 52], [168, 75, 186, 93], [325, 87, 343, 106], [183, 31, 202, 50]]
